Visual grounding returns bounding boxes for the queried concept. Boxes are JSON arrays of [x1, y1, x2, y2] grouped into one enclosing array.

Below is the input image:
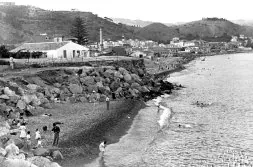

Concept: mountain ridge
[[0, 5, 253, 44]]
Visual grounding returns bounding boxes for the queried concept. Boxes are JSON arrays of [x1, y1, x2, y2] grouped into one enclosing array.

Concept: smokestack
[[99, 28, 103, 51]]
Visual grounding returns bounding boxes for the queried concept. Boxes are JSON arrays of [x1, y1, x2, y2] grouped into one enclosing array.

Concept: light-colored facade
[[10, 41, 89, 59]]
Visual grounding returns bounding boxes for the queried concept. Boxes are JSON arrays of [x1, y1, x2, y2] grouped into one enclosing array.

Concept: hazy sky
[[6, 0, 253, 23]]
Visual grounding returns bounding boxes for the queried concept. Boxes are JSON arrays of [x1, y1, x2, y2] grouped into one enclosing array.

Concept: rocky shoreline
[[0, 61, 178, 166]]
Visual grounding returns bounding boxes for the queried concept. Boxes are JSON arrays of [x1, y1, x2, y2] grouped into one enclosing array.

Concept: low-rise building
[[10, 41, 89, 59]]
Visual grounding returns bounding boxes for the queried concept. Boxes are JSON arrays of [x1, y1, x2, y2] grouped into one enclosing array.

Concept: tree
[[0, 45, 10, 58], [71, 16, 88, 45]]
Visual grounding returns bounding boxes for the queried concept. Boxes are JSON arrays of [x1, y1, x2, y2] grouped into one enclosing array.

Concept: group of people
[[10, 115, 63, 150]]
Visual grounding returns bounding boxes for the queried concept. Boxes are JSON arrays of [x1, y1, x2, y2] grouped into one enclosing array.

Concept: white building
[[10, 41, 89, 59]]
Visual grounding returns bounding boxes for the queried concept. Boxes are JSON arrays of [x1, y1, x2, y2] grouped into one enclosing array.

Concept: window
[[73, 50, 75, 58]]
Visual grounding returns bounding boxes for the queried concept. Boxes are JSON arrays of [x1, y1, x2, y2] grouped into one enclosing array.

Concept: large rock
[[51, 150, 64, 160], [87, 85, 98, 93], [123, 82, 130, 88], [68, 75, 80, 84], [110, 81, 120, 92], [114, 71, 123, 79], [119, 67, 128, 75], [0, 121, 10, 137], [16, 100, 26, 110], [27, 84, 39, 91], [0, 94, 9, 100], [131, 74, 141, 82], [4, 87, 16, 97], [9, 95, 20, 103], [22, 94, 38, 105], [123, 73, 132, 82], [50, 88, 61, 95], [33, 148, 50, 157], [80, 76, 95, 86], [68, 84, 83, 94], [1, 158, 38, 167], [131, 82, 142, 92], [104, 69, 115, 78], [27, 156, 51, 167], [96, 81, 103, 88]]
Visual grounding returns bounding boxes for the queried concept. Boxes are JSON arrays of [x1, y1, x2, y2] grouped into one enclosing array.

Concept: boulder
[[137, 68, 145, 76], [27, 156, 51, 167], [94, 76, 102, 82], [141, 86, 150, 93], [99, 94, 107, 102], [0, 121, 10, 137], [16, 100, 26, 110], [79, 96, 87, 103], [96, 81, 103, 88], [22, 94, 38, 105], [4, 87, 16, 97], [114, 71, 123, 79], [123, 73, 132, 82], [104, 78, 111, 84], [130, 74, 141, 82], [9, 95, 20, 103], [53, 83, 61, 88], [68, 84, 83, 94], [119, 67, 128, 75], [123, 82, 130, 88], [80, 76, 95, 86], [36, 93, 45, 99], [103, 69, 115, 78], [33, 148, 50, 157], [1, 158, 38, 167], [68, 75, 80, 84], [87, 85, 98, 93], [131, 82, 141, 89], [0, 94, 9, 100], [51, 150, 64, 160], [44, 88, 52, 98], [115, 87, 123, 96], [80, 72, 87, 77], [27, 84, 39, 91], [105, 86, 111, 94], [110, 81, 120, 92], [50, 88, 61, 95]]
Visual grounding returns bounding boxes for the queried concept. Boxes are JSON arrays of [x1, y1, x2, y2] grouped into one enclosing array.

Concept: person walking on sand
[[106, 96, 110, 110], [19, 123, 27, 140], [99, 140, 107, 157], [52, 123, 60, 147], [35, 128, 42, 148]]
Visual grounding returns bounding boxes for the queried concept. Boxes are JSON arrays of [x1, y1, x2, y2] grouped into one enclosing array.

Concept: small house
[[10, 41, 89, 59]]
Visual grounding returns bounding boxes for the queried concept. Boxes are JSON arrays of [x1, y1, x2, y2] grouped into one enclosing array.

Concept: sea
[[85, 52, 253, 167]]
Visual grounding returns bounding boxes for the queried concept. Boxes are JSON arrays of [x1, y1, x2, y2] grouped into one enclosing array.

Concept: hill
[[176, 18, 253, 40], [136, 23, 179, 43], [0, 5, 141, 44], [112, 18, 174, 27], [137, 18, 253, 42]]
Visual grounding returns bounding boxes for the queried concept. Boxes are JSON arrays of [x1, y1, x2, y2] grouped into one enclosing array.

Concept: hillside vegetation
[[0, 5, 253, 44]]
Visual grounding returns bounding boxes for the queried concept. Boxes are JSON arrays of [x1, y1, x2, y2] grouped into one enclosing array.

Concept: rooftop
[[10, 41, 71, 53]]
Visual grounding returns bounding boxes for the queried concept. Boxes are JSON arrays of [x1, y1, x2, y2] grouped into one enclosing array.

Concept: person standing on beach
[[35, 128, 42, 148], [9, 56, 14, 69], [99, 140, 107, 157], [106, 96, 110, 110], [19, 123, 27, 140], [52, 123, 60, 147]]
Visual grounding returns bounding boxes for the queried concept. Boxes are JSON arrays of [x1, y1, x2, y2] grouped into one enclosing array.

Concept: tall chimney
[[99, 28, 103, 51]]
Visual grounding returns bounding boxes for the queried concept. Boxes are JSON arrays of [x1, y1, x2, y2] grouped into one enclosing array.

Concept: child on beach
[[19, 123, 26, 140], [35, 129, 42, 148], [99, 140, 107, 157]]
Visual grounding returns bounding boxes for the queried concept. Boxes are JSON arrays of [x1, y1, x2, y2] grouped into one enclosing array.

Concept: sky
[[5, 0, 253, 23]]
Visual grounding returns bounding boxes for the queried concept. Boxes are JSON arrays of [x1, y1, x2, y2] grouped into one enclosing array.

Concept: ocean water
[[86, 53, 253, 167]]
